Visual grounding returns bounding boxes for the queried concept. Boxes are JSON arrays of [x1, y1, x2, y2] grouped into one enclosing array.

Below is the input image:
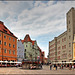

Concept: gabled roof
[[24, 34, 32, 42], [0, 21, 17, 38]]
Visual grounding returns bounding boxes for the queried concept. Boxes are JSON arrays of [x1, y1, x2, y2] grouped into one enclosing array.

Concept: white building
[[17, 40, 24, 62]]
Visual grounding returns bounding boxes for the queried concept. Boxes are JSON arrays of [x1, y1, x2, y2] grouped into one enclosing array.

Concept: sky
[[0, 0, 75, 57]]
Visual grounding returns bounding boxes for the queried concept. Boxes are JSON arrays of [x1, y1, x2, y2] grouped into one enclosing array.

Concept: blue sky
[[0, 1, 75, 57]]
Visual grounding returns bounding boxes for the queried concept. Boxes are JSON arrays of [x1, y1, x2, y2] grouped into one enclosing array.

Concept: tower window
[[69, 43, 71, 47], [69, 28, 71, 32]]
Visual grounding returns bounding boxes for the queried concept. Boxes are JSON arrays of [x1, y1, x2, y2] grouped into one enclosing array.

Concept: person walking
[[50, 64, 52, 70], [69, 64, 71, 70], [72, 64, 74, 70], [56, 64, 57, 70]]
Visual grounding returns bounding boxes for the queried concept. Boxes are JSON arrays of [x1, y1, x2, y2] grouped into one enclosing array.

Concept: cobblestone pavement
[[0, 65, 75, 74]]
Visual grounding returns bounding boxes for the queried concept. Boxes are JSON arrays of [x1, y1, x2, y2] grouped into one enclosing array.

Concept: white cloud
[[0, 1, 75, 57]]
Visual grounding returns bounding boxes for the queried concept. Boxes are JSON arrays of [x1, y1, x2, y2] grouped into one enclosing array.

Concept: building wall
[[0, 32, 17, 61], [49, 7, 75, 62], [23, 42, 32, 60], [66, 8, 75, 61], [49, 38, 56, 62], [17, 40, 24, 62], [57, 31, 67, 62], [33, 41, 40, 60]]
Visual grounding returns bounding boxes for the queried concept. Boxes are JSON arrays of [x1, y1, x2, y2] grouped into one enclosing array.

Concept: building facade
[[0, 21, 17, 62], [49, 7, 75, 62], [38, 46, 45, 64], [18, 34, 40, 60], [17, 40, 24, 62]]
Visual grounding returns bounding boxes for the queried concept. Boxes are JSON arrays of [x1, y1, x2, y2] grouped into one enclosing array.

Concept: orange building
[[0, 21, 17, 62]]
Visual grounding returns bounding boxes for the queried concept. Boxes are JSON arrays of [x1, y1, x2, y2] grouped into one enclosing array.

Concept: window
[[69, 21, 70, 24], [24, 53, 26, 59], [4, 36, 6, 38], [69, 28, 71, 32], [9, 37, 11, 40], [64, 45, 66, 49], [13, 39, 15, 42], [26, 45, 27, 47], [13, 51, 15, 55], [9, 50, 11, 54], [4, 42, 6, 46], [69, 36, 71, 39], [64, 37, 66, 41], [13, 45, 15, 48], [24, 49, 26, 52], [4, 49, 7, 53], [9, 43, 11, 47], [69, 43, 71, 47], [0, 34, 1, 37], [0, 40, 1, 44], [0, 47, 1, 52]]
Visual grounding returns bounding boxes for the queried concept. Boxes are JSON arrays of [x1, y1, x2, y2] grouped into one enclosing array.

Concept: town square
[[0, 0, 75, 75], [0, 65, 75, 74]]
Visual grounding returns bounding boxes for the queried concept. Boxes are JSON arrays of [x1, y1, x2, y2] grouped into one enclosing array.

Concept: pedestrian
[[40, 64, 42, 69], [72, 64, 74, 70], [66, 64, 67, 68], [61, 64, 63, 69], [50, 64, 52, 70], [53, 64, 56, 70], [69, 64, 71, 70], [56, 64, 57, 70]]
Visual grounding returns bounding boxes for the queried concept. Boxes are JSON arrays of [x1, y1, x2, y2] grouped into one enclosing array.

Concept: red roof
[[24, 34, 32, 42], [0, 21, 17, 38], [21, 40, 24, 43], [32, 41, 35, 45]]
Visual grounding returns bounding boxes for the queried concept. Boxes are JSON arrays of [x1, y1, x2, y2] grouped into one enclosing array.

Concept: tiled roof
[[23, 34, 36, 45], [24, 34, 32, 42], [21, 40, 24, 43], [0, 21, 17, 38]]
